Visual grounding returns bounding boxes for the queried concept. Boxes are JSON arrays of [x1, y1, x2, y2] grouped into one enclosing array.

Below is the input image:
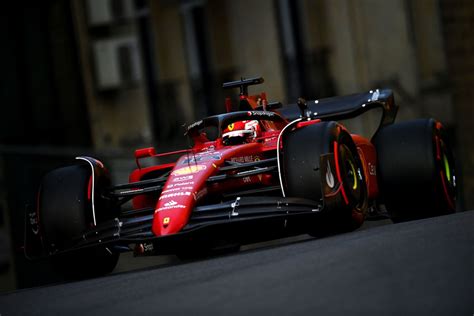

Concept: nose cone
[[152, 208, 185, 236]]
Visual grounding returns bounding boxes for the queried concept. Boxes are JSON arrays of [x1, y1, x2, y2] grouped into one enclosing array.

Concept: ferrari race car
[[25, 77, 457, 278]]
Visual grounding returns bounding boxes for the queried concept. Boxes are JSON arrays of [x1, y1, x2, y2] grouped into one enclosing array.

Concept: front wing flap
[[29, 196, 325, 258]]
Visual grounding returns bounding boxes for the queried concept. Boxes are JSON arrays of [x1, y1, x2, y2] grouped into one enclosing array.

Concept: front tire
[[39, 164, 119, 279], [282, 121, 368, 233]]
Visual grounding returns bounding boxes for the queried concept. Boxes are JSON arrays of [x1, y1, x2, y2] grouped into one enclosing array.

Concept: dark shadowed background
[[0, 0, 473, 292]]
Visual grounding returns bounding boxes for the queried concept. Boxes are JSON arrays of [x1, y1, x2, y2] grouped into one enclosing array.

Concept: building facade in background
[[0, 0, 472, 291], [72, 0, 471, 205]]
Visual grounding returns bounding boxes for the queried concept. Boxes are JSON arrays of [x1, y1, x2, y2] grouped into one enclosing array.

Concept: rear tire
[[282, 121, 368, 233], [374, 119, 456, 222], [39, 164, 119, 279]]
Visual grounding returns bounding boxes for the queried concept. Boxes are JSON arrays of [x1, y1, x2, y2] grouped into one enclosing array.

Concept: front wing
[[25, 196, 326, 258]]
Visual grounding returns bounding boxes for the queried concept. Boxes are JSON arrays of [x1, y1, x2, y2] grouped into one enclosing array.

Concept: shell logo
[[172, 165, 207, 176]]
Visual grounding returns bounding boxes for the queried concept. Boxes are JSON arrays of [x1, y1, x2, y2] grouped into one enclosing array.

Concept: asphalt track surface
[[1, 211, 472, 315]]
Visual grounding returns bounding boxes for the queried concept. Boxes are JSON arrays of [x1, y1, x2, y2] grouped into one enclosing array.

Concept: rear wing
[[276, 89, 398, 133]]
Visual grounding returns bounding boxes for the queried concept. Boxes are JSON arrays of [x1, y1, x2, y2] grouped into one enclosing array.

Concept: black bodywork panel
[[276, 89, 398, 135]]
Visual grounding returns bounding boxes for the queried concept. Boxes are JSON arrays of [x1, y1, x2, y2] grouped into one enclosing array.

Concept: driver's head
[[223, 120, 261, 145]]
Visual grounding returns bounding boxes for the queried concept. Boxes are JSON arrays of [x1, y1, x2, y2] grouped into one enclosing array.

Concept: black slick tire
[[39, 164, 119, 279], [374, 119, 456, 222], [282, 121, 368, 233]]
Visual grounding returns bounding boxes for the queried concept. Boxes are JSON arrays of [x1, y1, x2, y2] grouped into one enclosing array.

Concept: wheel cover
[[338, 143, 363, 205], [347, 158, 358, 190], [443, 155, 450, 182], [332, 130, 367, 218], [437, 136, 456, 210]]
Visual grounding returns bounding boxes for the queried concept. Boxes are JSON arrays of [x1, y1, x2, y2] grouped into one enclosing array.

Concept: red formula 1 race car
[[25, 77, 457, 278]]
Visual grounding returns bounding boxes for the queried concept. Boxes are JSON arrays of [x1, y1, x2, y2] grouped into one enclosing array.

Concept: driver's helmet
[[223, 120, 261, 145]]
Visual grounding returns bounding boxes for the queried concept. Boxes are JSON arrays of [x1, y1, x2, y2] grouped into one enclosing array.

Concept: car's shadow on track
[[1, 211, 471, 316], [111, 217, 394, 277]]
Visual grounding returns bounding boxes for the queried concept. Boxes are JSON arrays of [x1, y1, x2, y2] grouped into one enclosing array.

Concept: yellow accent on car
[[172, 165, 206, 176], [443, 154, 451, 183], [349, 160, 358, 190]]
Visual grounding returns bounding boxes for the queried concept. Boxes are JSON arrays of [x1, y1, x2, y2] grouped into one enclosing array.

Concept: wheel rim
[[441, 144, 455, 189], [443, 155, 450, 182], [337, 142, 363, 207], [346, 158, 358, 190], [438, 138, 456, 209]]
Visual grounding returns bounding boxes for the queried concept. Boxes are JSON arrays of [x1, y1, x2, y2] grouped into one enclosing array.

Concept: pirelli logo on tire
[[320, 153, 343, 208]]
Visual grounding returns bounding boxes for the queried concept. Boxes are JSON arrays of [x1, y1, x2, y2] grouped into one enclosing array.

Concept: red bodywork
[[129, 121, 379, 238], [352, 134, 379, 200], [118, 80, 393, 239]]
